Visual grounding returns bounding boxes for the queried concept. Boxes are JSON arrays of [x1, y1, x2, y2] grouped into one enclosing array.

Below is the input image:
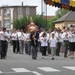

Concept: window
[[18, 7, 22, 15], [4, 19, 10, 28], [26, 7, 30, 15], [4, 8, 10, 17]]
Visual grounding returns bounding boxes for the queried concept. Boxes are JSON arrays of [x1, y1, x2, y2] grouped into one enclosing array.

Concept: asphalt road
[[0, 45, 75, 75]]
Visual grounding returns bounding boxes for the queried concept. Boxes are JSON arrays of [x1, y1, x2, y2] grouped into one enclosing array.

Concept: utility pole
[[41, 0, 43, 15]]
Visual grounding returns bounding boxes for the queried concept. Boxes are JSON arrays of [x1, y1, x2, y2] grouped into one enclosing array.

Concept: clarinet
[[33, 34, 36, 45]]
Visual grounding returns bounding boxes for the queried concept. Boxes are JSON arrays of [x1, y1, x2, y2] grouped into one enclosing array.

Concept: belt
[[1, 40, 6, 41], [64, 40, 68, 42]]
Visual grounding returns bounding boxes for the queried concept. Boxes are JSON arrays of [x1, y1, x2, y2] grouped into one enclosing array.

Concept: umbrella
[[44, 0, 75, 11]]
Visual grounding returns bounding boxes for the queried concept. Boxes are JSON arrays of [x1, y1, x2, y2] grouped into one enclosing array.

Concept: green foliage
[[13, 14, 49, 30], [48, 17, 58, 29], [55, 8, 69, 18], [13, 16, 30, 30], [32, 14, 48, 30]]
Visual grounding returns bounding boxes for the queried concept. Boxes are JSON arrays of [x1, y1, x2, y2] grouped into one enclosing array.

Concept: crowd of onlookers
[[0, 25, 75, 60]]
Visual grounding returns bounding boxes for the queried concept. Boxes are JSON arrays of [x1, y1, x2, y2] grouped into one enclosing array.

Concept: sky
[[0, 0, 58, 16]]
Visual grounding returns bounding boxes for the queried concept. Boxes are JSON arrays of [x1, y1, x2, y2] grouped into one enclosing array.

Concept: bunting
[[44, 0, 75, 11]]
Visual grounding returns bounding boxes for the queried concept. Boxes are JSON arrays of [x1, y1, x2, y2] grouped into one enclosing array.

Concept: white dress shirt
[[11, 33, 17, 40], [24, 33, 30, 41], [0, 31, 9, 41], [62, 32, 69, 40], [40, 36, 48, 46], [56, 33, 62, 42], [49, 37, 57, 47], [17, 32, 21, 40], [69, 33, 75, 42]]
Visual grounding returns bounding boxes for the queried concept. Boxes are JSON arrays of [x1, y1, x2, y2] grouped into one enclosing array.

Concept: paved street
[[0, 45, 75, 75]]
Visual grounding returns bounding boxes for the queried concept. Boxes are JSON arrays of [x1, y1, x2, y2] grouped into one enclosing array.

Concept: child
[[40, 32, 48, 59], [49, 32, 57, 60]]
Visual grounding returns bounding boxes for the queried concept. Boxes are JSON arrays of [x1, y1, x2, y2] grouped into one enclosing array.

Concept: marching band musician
[[16, 29, 21, 53], [24, 31, 31, 54], [19, 29, 25, 54], [62, 28, 69, 58], [69, 29, 75, 59], [30, 29, 39, 60], [11, 29, 17, 53], [56, 30, 62, 56], [0, 28, 9, 59]]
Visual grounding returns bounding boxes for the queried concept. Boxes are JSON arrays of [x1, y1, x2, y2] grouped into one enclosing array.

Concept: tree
[[13, 16, 30, 30], [33, 14, 49, 30], [48, 17, 58, 29], [13, 15, 49, 30], [55, 8, 69, 18]]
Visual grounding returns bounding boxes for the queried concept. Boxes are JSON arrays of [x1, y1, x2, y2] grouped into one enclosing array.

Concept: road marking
[[0, 71, 2, 73], [63, 66, 75, 71], [12, 68, 31, 73], [32, 71, 43, 75], [38, 67, 60, 72]]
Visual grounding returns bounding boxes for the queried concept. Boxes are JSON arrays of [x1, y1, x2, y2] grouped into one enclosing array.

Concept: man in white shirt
[[62, 28, 69, 58], [0, 28, 8, 59], [24, 31, 31, 55], [19, 29, 25, 54], [56, 30, 62, 56], [16, 29, 21, 53], [11, 29, 17, 53]]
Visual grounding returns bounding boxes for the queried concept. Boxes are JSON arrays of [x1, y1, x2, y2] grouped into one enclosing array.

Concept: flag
[[44, 0, 75, 11]]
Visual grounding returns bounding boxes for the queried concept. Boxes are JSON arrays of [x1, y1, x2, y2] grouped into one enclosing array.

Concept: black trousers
[[16, 40, 19, 53], [56, 42, 61, 56], [12, 40, 16, 53], [5, 41, 8, 57], [1, 40, 7, 58], [32, 46, 38, 59], [25, 43, 28, 54], [41, 46, 47, 56]]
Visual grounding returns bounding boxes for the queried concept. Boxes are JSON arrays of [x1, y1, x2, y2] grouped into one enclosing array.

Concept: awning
[[44, 0, 75, 11]]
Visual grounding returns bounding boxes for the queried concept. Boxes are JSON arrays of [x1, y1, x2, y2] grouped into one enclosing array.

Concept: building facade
[[0, 5, 37, 33], [54, 11, 75, 30]]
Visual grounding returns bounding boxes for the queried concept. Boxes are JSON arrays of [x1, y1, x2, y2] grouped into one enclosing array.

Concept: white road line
[[32, 71, 43, 75], [63, 66, 75, 71], [38, 67, 60, 72], [0, 71, 2, 73], [12, 68, 31, 73]]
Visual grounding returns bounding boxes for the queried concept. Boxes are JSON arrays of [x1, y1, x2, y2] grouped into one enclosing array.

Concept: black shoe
[[32, 57, 36, 60], [4, 57, 6, 59], [64, 56, 68, 58], [52, 58, 54, 60], [57, 55, 60, 56], [28, 53, 31, 55], [1, 57, 3, 59]]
